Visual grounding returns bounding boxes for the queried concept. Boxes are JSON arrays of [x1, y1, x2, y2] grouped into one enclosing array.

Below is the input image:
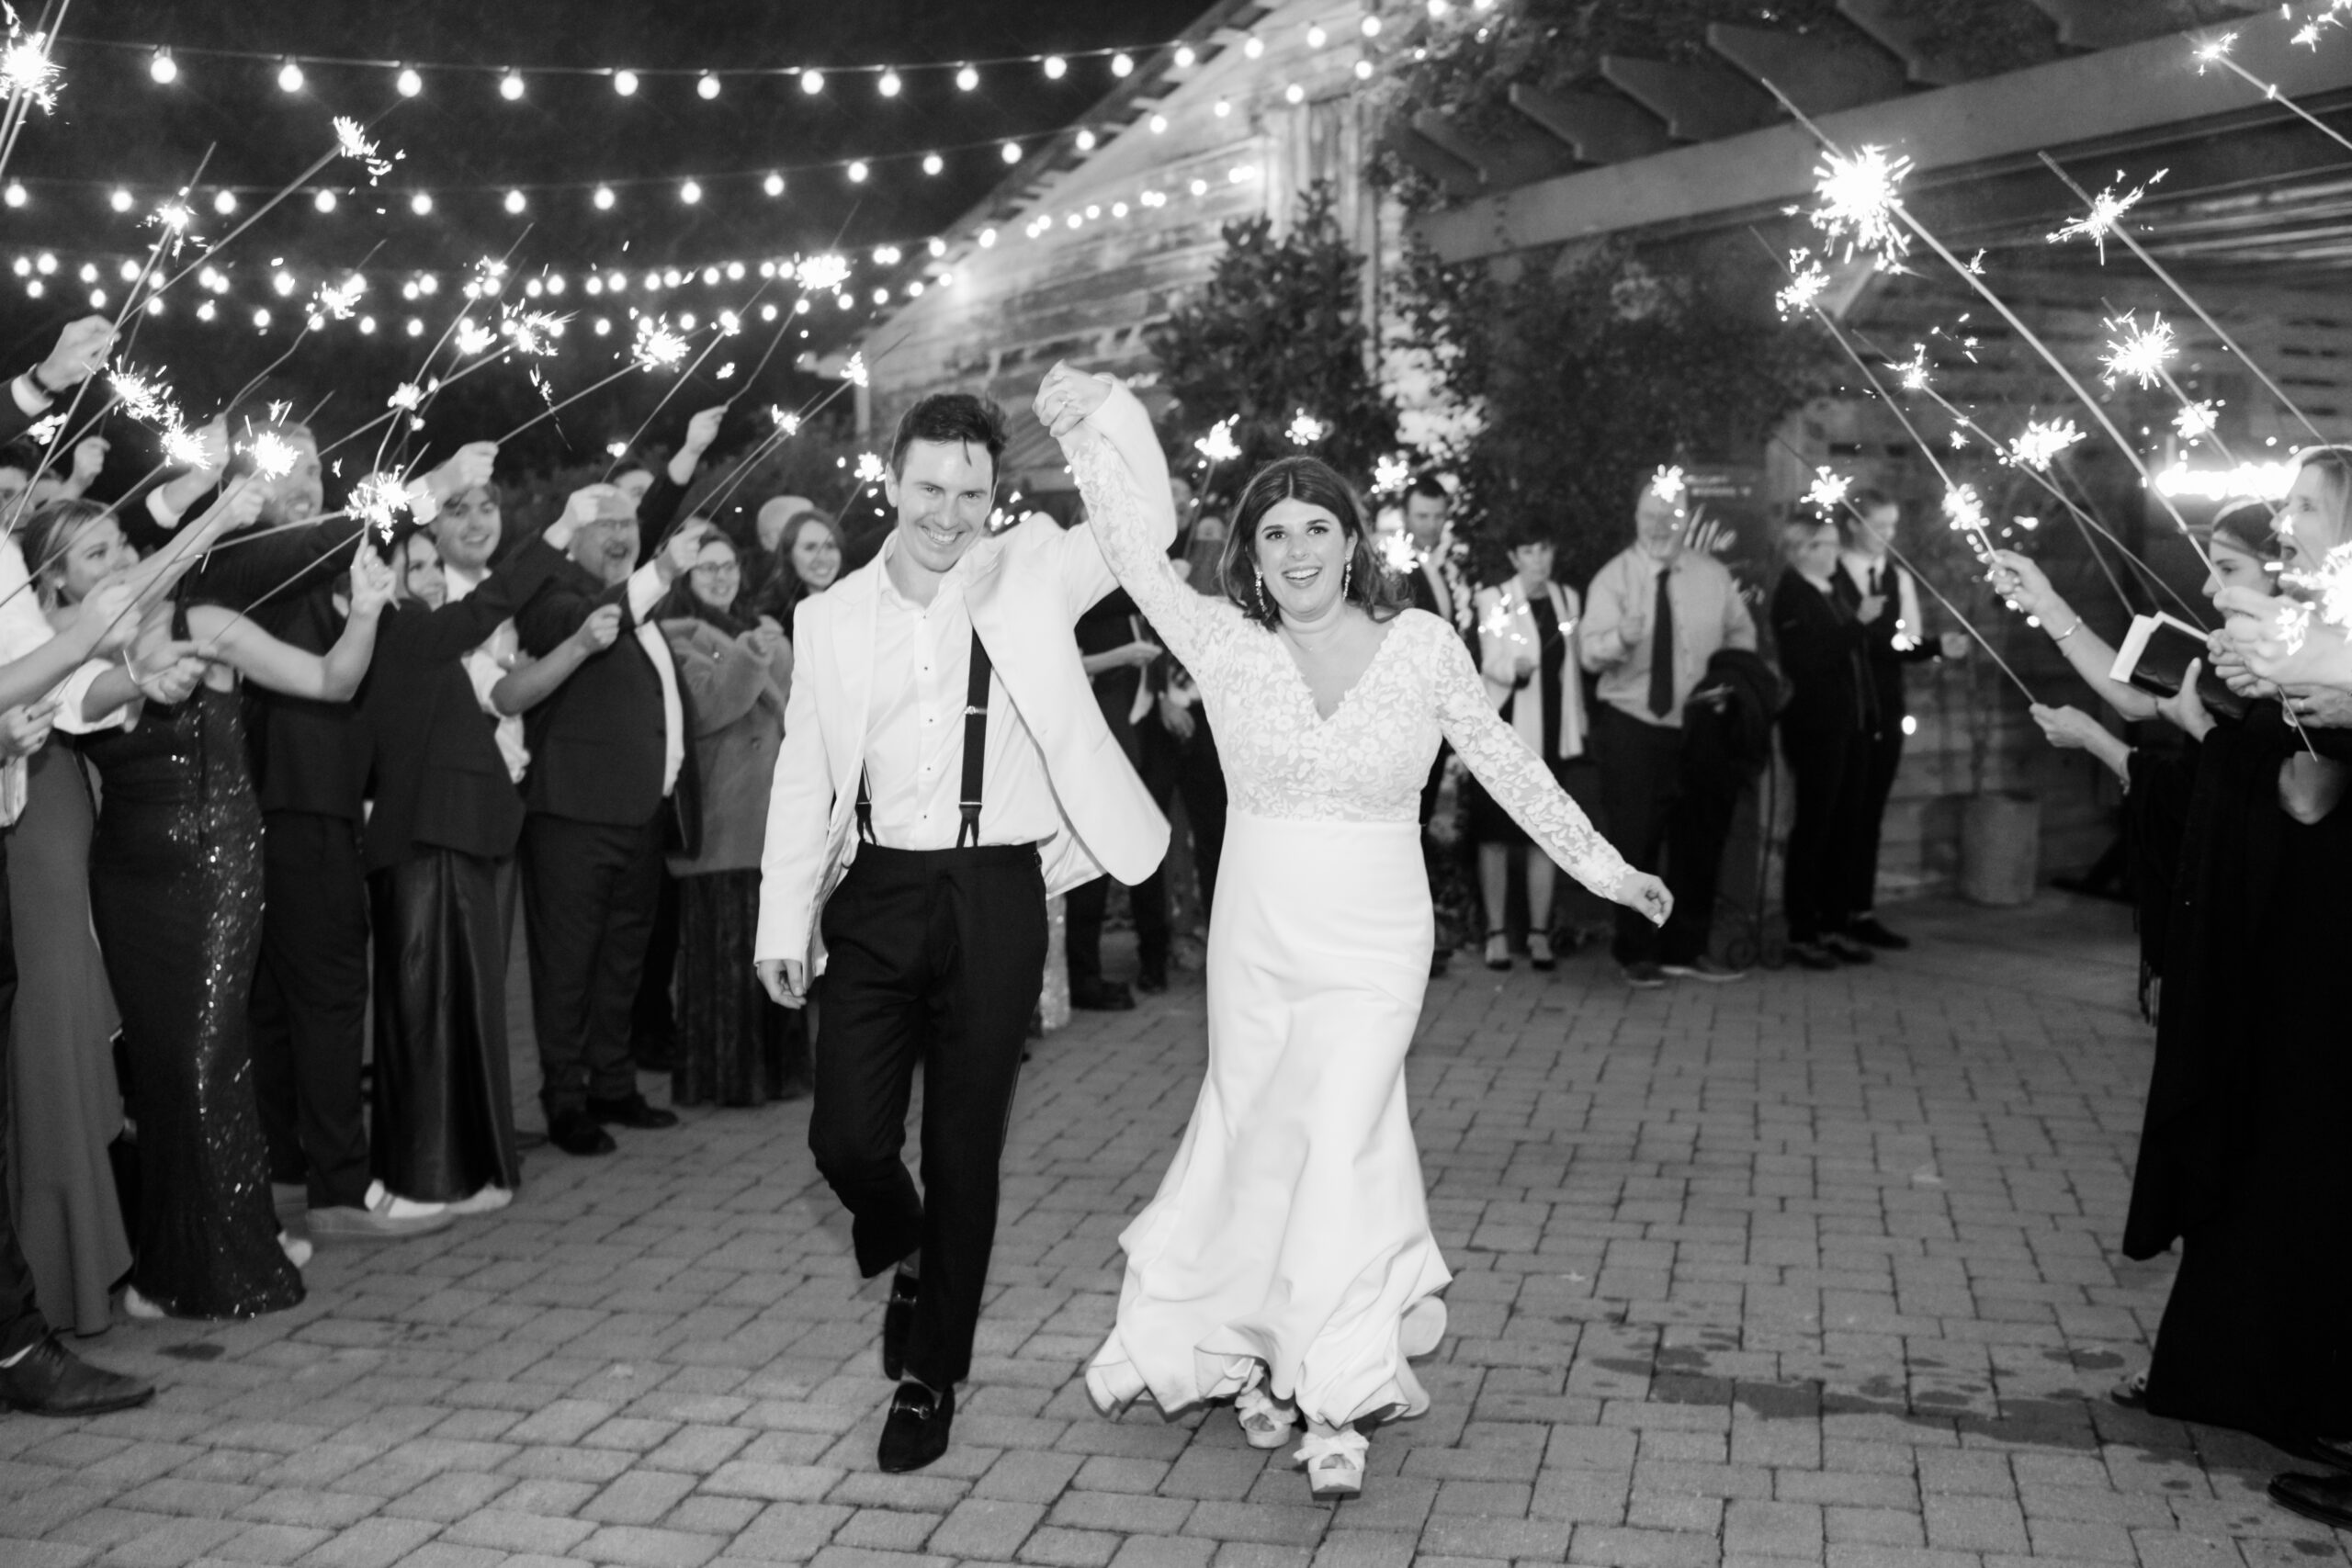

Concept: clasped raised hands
[[1034, 361, 1116, 440]]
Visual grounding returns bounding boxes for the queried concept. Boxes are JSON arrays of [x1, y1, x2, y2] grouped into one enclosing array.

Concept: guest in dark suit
[[505, 486, 705, 1156], [1066, 588, 1169, 1006], [1395, 476, 1476, 977], [1770, 518, 1882, 971], [361, 521, 569, 1210], [1829, 489, 1970, 950], [0, 316, 114, 459]]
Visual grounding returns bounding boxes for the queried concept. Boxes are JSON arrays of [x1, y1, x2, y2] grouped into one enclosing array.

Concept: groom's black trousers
[[811, 842, 1048, 1389]]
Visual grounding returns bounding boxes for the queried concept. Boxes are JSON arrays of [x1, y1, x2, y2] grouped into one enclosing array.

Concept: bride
[[1035, 365, 1667, 1501]]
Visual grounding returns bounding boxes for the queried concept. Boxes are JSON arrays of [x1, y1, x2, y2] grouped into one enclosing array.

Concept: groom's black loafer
[[881, 1270, 918, 1381], [2270, 1470, 2352, 1528], [877, 1380, 954, 1472]]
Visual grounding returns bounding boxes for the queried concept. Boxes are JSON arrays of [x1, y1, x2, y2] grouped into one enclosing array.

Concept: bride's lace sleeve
[[1063, 421, 1243, 682], [1428, 616, 1632, 897]]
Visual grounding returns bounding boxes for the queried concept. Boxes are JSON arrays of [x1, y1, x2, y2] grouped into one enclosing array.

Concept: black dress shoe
[[1069, 980, 1136, 1011], [586, 1094, 679, 1130], [0, 1336, 153, 1416], [1134, 967, 1168, 996], [1847, 917, 1911, 951], [882, 1271, 919, 1381], [548, 1111, 617, 1156], [2271, 1470, 2352, 1528], [1786, 941, 1840, 971], [2267, 1433, 2352, 1472], [1819, 932, 1875, 964], [877, 1380, 955, 1472]]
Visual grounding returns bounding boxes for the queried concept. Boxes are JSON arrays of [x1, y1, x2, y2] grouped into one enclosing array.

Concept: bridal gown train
[[1063, 400, 1632, 1429]]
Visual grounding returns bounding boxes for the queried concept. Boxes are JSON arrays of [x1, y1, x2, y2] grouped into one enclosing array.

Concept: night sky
[[0, 1, 1214, 463]]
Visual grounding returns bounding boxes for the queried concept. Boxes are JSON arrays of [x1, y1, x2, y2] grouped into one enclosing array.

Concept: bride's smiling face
[[1253, 498, 1351, 621]]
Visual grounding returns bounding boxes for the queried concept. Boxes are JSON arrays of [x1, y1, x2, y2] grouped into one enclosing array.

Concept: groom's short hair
[[889, 393, 1009, 482]]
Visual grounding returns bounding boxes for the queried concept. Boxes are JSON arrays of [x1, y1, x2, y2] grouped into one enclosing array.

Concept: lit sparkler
[[854, 451, 887, 485], [1650, 464, 1688, 505], [451, 318, 497, 358], [2099, 310, 2177, 389], [1804, 468, 1850, 513], [2, 30, 61, 114], [312, 275, 366, 321], [842, 352, 868, 388], [161, 424, 208, 469], [1894, 344, 1932, 392], [2006, 417, 2083, 472], [2174, 400, 2220, 441], [1378, 530, 1421, 573], [1194, 416, 1240, 464], [796, 254, 851, 292], [1774, 250, 1830, 320], [2045, 169, 2165, 264], [1285, 410, 1326, 446], [632, 316, 688, 371], [2193, 31, 2237, 71], [109, 366, 176, 426], [350, 473, 411, 542], [1372, 452, 1411, 494], [2287, 541, 2352, 632], [387, 382, 424, 412], [333, 116, 393, 182], [500, 307, 563, 355], [1808, 144, 1914, 265], [245, 431, 299, 481], [769, 405, 800, 436]]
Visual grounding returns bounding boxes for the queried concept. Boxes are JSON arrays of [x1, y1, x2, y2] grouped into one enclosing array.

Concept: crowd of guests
[[0, 318, 849, 1415]]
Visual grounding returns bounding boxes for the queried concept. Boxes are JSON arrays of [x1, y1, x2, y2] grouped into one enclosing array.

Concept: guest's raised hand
[[545, 482, 618, 554], [181, 416, 231, 474], [2031, 702, 2115, 752], [69, 435, 108, 487], [0, 700, 56, 760], [2154, 660, 2214, 741], [137, 646, 208, 705], [188, 476, 266, 543], [36, 316, 113, 393], [659, 518, 715, 581], [680, 405, 727, 457], [1986, 550, 2060, 619], [74, 578, 142, 655], [571, 604, 623, 655], [348, 540, 396, 617], [424, 441, 499, 503]]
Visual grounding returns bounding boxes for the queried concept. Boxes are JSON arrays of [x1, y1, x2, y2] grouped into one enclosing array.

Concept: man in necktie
[[1581, 473, 1758, 987], [1833, 490, 1969, 950]]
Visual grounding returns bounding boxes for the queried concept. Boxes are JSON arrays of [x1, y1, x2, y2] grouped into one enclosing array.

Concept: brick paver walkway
[[6, 893, 2346, 1568]]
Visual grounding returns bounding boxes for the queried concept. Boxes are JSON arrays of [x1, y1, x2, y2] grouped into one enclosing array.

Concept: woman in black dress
[[85, 539, 394, 1320]]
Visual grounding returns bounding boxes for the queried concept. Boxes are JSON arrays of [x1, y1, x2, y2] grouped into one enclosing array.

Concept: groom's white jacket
[[754, 463, 1173, 975]]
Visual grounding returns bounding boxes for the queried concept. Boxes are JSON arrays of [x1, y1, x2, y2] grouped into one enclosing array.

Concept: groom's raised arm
[[1032, 376, 1177, 623]]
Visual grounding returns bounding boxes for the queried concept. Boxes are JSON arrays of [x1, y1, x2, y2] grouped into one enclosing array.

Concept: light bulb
[[277, 60, 304, 93], [1044, 55, 1067, 79], [878, 70, 900, 97], [313, 188, 336, 212], [1363, 16, 1383, 35], [978, 227, 998, 247], [109, 187, 132, 212], [800, 68, 824, 95], [1285, 83, 1305, 104], [1175, 46, 1196, 67], [614, 69, 639, 96], [1113, 52, 1134, 76], [501, 71, 525, 99], [1001, 141, 1023, 164], [1149, 114, 1168, 133], [1307, 25, 1327, 47], [922, 152, 944, 175], [594, 185, 616, 209], [396, 65, 422, 96], [1245, 38, 1265, 58], [696, 73, 719, 99], [680, 180, 702, 204], [1076, 129, 1096, 151], [212, 189, 236, 215], [504, 189, 526, 214], [956, 63, 978, 90], [1354, 60, 1374, 80], [410, 192, 432, 215], [846, 161, 868, 183], [149, 50, 176, 84]]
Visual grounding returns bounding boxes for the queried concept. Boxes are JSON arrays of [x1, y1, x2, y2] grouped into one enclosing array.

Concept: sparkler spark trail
[[312, 275, 366, 321], [1804, 468, 1850, 513], [1809, 145, 1914, 265], [1773, 250, 1830, 319], [244, 431, 298, 481], [2174, 400, 2220, 441], [387, 382, 424, 412], [633, 316, 689, 371], [1895, 344, 1932, 392], [1, 30, 59, 113], [2006, 417, 2084, 472], [1372, 453, 1411, 495], [161, 424, 207, 468], [109, 367, 176, 426], [2099, 310, 2177, 388], [500, 307, 563, 356], [349, 473, 412, 542], [1378, 531, 1420, 573], [1285, 410, 1327, 446], [1194, 417, 1240, 464], [2285, 541, 2352, 634], [1650, 464, 1688, 505], [853, 452, 887, 485], [841, 351, 868, 388], [451, 318, 497, 357], [2045, 170, 2165, 264], [769, 405, 800, 436], [333, 116, 393, 182]]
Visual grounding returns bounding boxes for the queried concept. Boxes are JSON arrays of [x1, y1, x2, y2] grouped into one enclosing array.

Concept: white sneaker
[[445, 1186, 513, 1216], [1236, 1382, 1298, 1450], [121, 1285, 164, 1321], [307, 1180, 453, 1243], [278, 1230, 312, 1269]]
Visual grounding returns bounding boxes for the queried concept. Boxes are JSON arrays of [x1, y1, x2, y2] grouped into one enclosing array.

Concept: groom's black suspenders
[[854, 628, 993, 850]]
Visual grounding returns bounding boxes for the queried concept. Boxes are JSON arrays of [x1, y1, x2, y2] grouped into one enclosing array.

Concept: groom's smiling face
[[886, 438, 997, 576]]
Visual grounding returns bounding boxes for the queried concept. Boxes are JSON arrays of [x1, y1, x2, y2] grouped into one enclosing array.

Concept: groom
[[755, 390, 1170, 1472]]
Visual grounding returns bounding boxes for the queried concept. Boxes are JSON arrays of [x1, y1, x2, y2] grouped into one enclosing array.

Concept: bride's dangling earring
[[1256, 571, 1270, 617], [1342, 557, 1353, 599]]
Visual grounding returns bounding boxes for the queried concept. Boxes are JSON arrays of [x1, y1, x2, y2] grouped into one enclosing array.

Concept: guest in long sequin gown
[[1034, 366, 1668, 1502], [84, 539, 394, 1320]]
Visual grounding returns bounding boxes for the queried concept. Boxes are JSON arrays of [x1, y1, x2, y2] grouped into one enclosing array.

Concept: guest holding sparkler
[[1833, 490, 1970, 950], [85, 525, 396, 1320], [655, 533, 806, 1107], [1771, 517, 1882, 970], [2001, 461, 2352, 1478], [1467, 522, 1585, 971], [1581, 470, 1758, 987]]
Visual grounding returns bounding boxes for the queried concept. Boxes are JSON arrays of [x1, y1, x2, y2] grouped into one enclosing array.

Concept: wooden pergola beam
[[1705, 23, 1907, 118], [1507, 84, 1670, 164], [1600, 55, 1779, 141]]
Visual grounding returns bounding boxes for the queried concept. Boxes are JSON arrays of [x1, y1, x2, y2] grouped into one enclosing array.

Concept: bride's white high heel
[[1236, 1382, 1297, 1450], [1296, 1427, 1367, 1501]]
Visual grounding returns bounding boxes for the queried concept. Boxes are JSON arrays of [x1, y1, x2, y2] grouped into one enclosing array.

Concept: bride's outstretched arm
[[1036, 361, 1239, 679], [1430, 623, 1670, 923]]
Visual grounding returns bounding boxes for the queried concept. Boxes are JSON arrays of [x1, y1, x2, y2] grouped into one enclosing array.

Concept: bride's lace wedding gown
[[1061, 388, 1632, 1431]]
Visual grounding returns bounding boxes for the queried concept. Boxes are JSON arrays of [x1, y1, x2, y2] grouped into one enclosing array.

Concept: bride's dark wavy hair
[[1216, 456, 1404, 629]]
